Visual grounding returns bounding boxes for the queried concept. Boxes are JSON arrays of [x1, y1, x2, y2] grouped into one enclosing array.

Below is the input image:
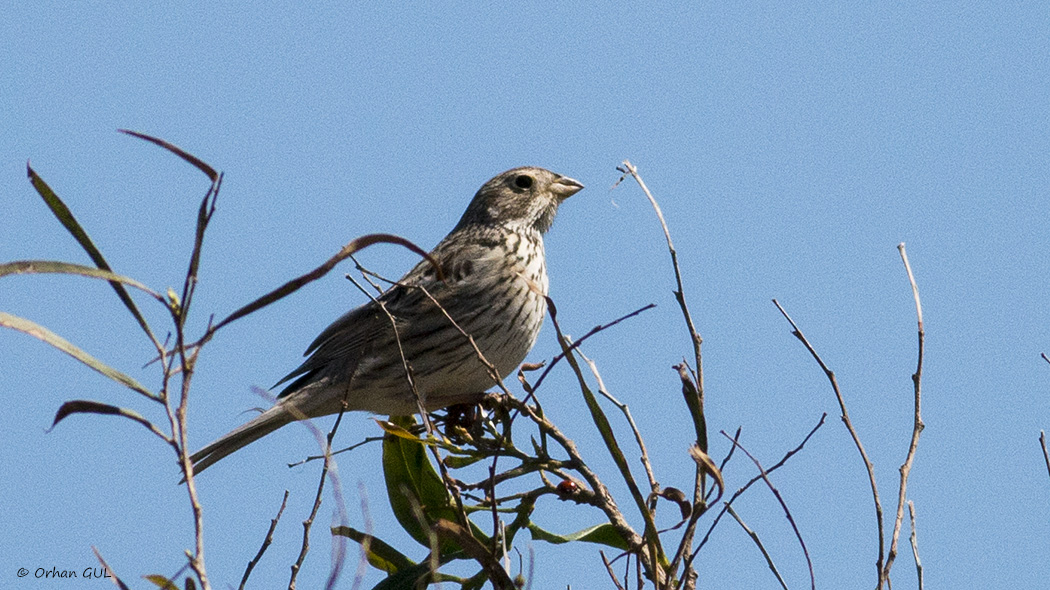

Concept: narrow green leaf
[[0, 260, 163, 300], [210, 233, 439, 335], [332, 525, 416, 574], [118, 129, 218, 181], [49, 400, 167, 441], [527, 522, 630, 550], [369, 561, 467, 590], [143, 574, 179, 590], [0, 312, 157, 400], [369, 562, 431, 590], [442, 454, 486, 469], [26, 164, 156, 343], [374, 418, 430, 442]]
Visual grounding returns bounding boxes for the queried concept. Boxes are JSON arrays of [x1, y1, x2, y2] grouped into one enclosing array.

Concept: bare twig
[[725, 505, 789, 590], [281, 388, 350, 590], [500, 395, 645, 559], [690, 414, 826, 567], [773, 298, 885, 583], [290, 436, 385, 467], [527, 302, 656, 396], [579, 349, 658, 493], [547, 300, 666, 586], [883, 243, 926, 584], [711, 426, 743, 501], [908, 500, 924, 590], [345, 271, 475, 559], [169, 167, 224, 590], [617, 161, 709, 590], [240, 490, 290, 590], [615, 160, 703, 392], [1041, 431, 1050, 479], [721, 431, 815, 590], [600, 550, 628, 590]]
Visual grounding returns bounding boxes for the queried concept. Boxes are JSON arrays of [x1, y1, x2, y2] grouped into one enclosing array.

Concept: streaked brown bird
[[190, 167, 583, 474]]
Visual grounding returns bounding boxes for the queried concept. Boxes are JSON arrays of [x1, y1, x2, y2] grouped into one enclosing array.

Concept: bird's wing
[[272, 298, 386, 396], [272, 251, 456, 397], [273, 238, 502, 398]]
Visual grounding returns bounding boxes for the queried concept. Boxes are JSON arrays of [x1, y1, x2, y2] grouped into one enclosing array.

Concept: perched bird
[[190, 167, 583, 474]]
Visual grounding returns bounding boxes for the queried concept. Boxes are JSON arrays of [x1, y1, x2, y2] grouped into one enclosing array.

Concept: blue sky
[[2, 3, 1049, 589]]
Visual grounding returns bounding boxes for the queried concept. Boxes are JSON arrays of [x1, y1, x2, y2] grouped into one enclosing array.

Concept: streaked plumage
[[190, 167, 583, 474]]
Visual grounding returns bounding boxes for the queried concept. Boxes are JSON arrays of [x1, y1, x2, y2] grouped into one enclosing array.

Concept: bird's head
[[456, 167, 584, 234]]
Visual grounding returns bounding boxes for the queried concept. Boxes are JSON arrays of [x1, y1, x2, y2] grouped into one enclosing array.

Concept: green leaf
[[369, 561, 457, 590], [49, 400, 164, 440], [0, 312, 158, 400], [118, 129, 218, 181], [143, 574, 179, 590], [382, 416, 464, 553], [0, 260, 162, 300], [442, 454, 486, 469], [332, 526, 415, 574], [26, 165, 156, 343], [527, 522, 630, 550]]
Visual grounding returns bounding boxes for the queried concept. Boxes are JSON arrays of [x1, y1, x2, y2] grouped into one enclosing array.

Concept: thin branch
[[908, 500, 924, 590], [883, 243, 926, 584], [92, 547, 130, 590], [344, 271, 475, 549], [290, 436, 384, 467], [240, 490, 290, 590], [773, 298, 885, 584], [725, 505, 789, 590], [169, 169, 224, 590], [720, 431, 815, 590], [278, 387, 350, 590], [691, 414, 826, 567], [500, 395, 645, 557], [711, 426, 743, 501], [579, 349, 658, 493], [615, 160, 704, 394], [527, 302, 656, 397], [1041, 431, 1050, 480], [600, 550, 628, 590], [546, 300, 666, 586]]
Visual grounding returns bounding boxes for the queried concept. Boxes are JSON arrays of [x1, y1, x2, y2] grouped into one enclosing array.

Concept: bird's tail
[[189, 406, 295, 476]]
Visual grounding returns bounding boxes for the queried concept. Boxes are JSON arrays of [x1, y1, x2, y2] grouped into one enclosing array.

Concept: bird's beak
[[551, 176, 584, 200]]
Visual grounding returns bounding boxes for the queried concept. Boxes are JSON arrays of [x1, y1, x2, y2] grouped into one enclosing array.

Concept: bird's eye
[[514, 174, 534, 189]]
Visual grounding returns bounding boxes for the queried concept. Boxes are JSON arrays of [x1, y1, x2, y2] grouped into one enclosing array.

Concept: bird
[[189, 167, 583, 474]]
